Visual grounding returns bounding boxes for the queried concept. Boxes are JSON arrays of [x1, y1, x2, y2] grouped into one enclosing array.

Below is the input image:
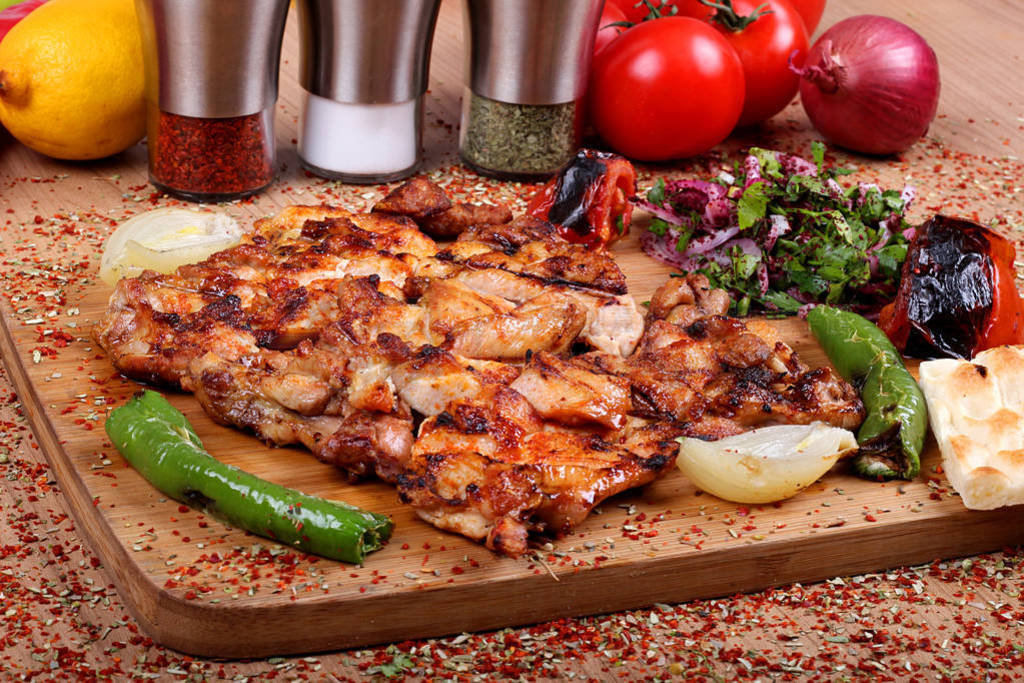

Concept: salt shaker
[[136, 0, 290, 202], [460, 0, 603, 181], [296, 0, 441, 183]]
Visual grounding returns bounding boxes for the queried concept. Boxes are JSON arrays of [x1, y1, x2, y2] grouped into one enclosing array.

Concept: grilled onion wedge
[[677, 423, 858, 504], [100, 208, 242, 285]]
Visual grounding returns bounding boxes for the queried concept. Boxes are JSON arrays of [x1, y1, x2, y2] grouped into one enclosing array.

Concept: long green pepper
[[806, 306, 928, 480], [105, 390, 393, 564]]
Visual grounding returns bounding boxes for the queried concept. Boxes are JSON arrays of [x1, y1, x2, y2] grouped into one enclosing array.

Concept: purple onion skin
[[798, 15, 941, 156]]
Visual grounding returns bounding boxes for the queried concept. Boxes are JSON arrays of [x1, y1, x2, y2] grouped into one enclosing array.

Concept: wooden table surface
[[0, 0, 1022, 678]]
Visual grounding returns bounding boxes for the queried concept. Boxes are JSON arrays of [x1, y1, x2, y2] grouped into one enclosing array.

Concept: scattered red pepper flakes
[[1, 108, 1024, 679]]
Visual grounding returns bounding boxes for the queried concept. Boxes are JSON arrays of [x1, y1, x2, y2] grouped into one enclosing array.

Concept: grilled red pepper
[[526, 149, 637, 249], [879, 215, 1024, 359]]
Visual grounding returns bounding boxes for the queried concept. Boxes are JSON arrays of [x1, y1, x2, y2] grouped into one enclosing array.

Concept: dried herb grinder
[[460, 0, 603, 180]]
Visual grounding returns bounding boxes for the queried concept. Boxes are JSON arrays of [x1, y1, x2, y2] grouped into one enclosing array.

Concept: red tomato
[[594, 2, 628, 55], [610, 0, 696, 23], [787, 0, 825, 34], [608, 0, 647, 23], [667, 0, 714, 20], [675, 0, 808, 126], [589, 17, 745, 161]]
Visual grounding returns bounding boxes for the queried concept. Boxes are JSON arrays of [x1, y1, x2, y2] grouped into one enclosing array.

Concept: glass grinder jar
[[136, 0, 289, 202], [296, 0, 441, 183], [459, 0, 603, 181]]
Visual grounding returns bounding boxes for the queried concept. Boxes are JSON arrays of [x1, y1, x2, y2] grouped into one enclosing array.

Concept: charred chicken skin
[[95, 178, 864, 556]]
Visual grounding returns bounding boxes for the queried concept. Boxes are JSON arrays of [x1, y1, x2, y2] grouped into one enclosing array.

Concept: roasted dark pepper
[[878, 215, 1024, 359], [807, 306, 927, 480], [526, 148, 637, 249], [105, 390, 393, 564]]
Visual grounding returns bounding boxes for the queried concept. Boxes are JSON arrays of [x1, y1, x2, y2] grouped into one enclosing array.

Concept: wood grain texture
[[0, 0, 1022, 659]]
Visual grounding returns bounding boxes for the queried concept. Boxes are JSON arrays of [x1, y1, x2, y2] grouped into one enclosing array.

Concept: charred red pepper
[[879, 215, 1024, 359], [526, 149, 637, 249]]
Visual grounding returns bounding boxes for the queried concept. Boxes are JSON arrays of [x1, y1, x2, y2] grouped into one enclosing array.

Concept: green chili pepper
[[806, 306, 927, 480], [105, 390, 393, 563]]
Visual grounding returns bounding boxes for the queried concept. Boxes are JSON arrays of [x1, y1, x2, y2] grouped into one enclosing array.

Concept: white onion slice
[[677, 423, 857, 504], [99, 208, 242, 286]]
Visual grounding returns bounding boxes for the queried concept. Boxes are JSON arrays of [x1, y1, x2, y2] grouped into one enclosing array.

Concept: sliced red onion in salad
[[638, 144, 915, 317]]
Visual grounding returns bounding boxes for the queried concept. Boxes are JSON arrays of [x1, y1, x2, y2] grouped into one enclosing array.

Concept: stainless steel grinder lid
[[296, 0, 441, 105], [136, 0, 290, 118], [463, 0, 603, 106]]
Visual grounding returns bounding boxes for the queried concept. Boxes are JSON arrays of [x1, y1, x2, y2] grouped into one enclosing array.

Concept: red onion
[[796, 15, 940, 155]]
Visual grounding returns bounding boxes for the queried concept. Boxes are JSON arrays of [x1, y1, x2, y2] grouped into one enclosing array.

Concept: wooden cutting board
[[2, 228, 1024, 658], [2, 0, 1023, 659]]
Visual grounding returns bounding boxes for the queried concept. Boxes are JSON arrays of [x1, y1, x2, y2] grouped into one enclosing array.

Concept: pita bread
[[918, 346, 1024, 509]]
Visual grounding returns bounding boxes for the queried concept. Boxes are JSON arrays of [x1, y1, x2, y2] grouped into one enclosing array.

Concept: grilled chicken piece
[[458, 214, 559, 247], [372, 176, 452, 220], [183, 339, 416, 482], [509, 352, 631, 429], [438, 233, 628, 295], [648, 273, 732, 327], [419, 279, 513, 343], [94, 272, 419, 388], [445, 292, 587, 360], [398, 386, 679, 556], [237, 208, 438, 293], [399, 385, 679, 557], [373, 176, 514, 240], [95, 207, 440, 381], [420, 202, 513, 239], [452, 268, 644, 356], [184, 351, 343, 451], [239, 205, 356, 247], [606, 317, 865, 438], [96, 275, 262, 387], [241, 206, 437, 287], [391, 347, 518, 417], [320, 277, 428, 347]]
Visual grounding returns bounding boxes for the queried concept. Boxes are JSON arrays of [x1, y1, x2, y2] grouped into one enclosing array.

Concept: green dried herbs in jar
[[459, 90, 581, 181]]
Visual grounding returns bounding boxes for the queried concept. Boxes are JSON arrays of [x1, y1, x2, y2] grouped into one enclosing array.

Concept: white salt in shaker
[[296, 0, 441, 183]]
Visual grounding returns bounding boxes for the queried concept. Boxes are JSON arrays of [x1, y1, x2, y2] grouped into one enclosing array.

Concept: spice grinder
[[136, 0, 289, 202], [460, 0, 603, 180], [296, 0, 441, 183]]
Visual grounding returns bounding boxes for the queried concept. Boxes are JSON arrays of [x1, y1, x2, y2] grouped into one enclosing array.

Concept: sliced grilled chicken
[[183, 346, 415, 483], [452, 268, 644, 356], [509, 352, 631, 429], [399, 386, 679, 556], [605, 317, 865, 439], [97, 192, 865, 557], [445, 293, 587, 360]]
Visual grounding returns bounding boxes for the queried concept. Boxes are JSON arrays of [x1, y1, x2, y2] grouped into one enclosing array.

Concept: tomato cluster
[[589, 0, 819, 161]]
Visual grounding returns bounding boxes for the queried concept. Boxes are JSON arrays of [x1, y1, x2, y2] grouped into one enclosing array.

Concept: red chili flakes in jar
[[150, 109, 275, 202]]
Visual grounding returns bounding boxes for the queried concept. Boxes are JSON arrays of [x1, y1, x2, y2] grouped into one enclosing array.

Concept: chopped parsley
[[636, 143, 914, 316]]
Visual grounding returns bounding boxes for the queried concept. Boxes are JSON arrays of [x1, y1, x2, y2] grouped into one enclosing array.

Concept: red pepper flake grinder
[[136, 0, 289, 202]]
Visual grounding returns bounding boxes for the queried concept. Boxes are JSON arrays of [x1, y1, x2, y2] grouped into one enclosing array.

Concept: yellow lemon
[[0, 0, 145, 160]]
